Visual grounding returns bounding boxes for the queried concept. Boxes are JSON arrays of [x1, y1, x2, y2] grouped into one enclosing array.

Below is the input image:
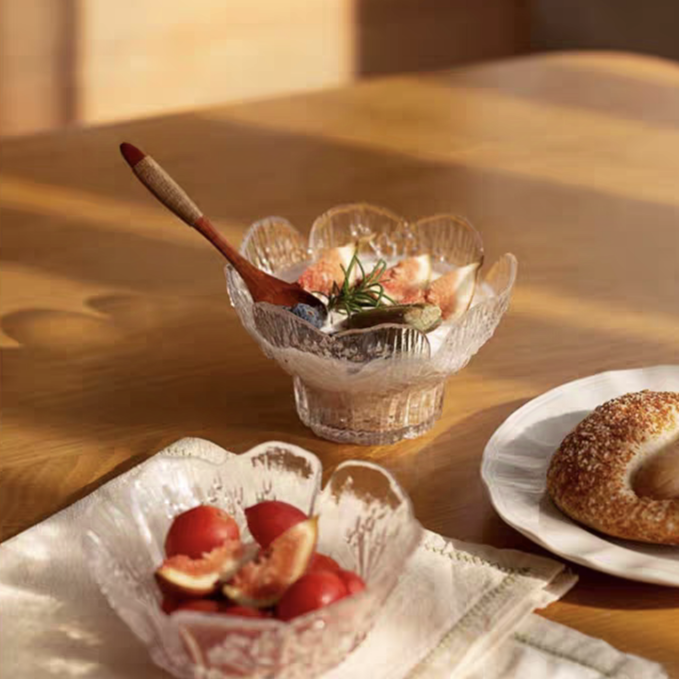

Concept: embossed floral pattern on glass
[[226, 204, 517, 445], [84, 440, 423, 679]]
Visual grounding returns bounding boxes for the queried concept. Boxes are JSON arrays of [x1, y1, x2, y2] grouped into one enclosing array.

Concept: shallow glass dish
[[226, 204, 517, 445], [84, 440, 423, 679]]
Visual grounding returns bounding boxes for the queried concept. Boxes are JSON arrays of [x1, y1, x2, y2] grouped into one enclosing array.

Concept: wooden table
[[1, 51, 678, 675]]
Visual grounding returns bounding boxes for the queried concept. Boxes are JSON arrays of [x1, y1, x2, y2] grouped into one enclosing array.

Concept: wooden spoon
[[119, 142, 324, 310]]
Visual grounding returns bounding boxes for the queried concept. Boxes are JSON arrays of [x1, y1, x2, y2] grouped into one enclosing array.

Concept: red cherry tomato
[[165, 505, 240, 559], [245, 501, 307, 548], [308, 552, 341, 573], [175, 599, 221, 613], [276, 571, 348, 621], [338, 569, 366, 595], [222, 605, 267, 619]]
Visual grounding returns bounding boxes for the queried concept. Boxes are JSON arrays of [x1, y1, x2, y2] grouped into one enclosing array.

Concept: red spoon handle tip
[[120, 143, 203, 226], [120, 142, 146, 168]]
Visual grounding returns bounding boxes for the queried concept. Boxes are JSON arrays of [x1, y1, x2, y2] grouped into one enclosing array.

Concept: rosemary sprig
[[326, 250, 395, 316]]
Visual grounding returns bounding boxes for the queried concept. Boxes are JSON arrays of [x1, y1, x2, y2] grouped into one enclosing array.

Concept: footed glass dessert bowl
[[226, 204, 517, 445], [85, 440, 422, 679]]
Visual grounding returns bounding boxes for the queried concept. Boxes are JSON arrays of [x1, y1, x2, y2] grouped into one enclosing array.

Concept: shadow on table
[[2, 112, 678, 322], [1, 113, 676, 436], [381, 398, 535, 544], [0, 290, 314, 538], [564, 567, 679, 611], [1, 109, 676, 535], [0, 293, 300, 435], [396, 398, 679, 612]]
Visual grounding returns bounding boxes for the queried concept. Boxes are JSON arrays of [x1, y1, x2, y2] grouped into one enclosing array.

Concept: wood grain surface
[[1, 51, 678, 675]]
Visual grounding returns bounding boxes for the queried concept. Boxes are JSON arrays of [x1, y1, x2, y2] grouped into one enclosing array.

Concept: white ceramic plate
[[481, 365, 679, 586]]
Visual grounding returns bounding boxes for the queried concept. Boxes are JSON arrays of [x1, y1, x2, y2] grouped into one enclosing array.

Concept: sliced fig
[[298, 244, 357, 295], [425, 261, 481, 321], [223, 517, 318, 608], [156, 540, 244, 598], [378, 255, 432, 302]]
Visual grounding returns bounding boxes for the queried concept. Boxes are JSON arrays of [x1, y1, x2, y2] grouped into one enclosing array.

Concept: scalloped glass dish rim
[[224, 204, 518, 363], [83, 442, 425, 632]]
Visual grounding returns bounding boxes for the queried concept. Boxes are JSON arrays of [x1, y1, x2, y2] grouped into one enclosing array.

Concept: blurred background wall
[[2, 0, 677, 139], [0, 0, 528, 137], [531, 0, 679, 61]]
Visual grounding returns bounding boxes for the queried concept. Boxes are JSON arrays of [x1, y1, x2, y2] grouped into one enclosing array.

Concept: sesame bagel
[[546, 390, 679, 546]]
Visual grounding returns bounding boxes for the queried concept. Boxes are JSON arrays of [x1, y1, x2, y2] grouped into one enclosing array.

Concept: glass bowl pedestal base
[[294, 377, 445, 445]]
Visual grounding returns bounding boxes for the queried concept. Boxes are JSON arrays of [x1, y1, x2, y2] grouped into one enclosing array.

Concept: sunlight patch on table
[[515, 285, 679, 351]]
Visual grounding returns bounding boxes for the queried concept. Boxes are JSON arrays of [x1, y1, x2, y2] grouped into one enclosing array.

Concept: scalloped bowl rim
[[225, 205, 517, 359], [83, 440, 424, 634]]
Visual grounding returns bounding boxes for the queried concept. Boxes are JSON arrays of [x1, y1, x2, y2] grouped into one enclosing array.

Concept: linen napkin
[[0, 439, 667, 679], [325, 533, 666, 679]]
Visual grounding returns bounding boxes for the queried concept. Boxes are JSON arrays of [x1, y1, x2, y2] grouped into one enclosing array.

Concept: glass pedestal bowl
[[226, 204, 517, 445], [84, 440, 422, 679]]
